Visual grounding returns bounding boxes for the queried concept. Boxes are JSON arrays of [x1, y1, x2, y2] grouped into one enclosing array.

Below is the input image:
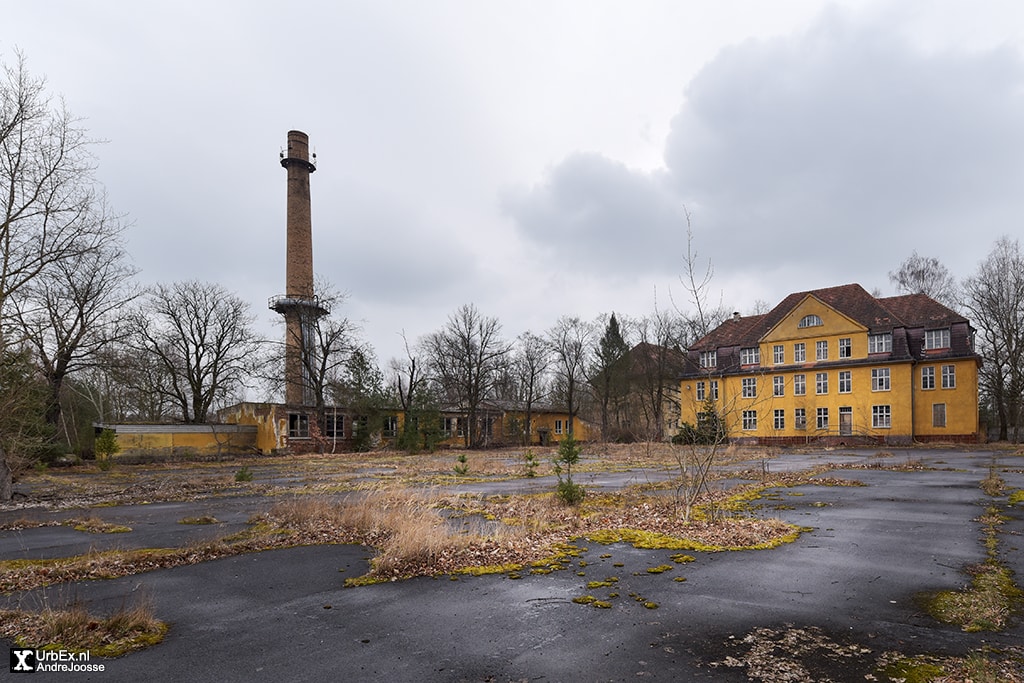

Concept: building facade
[[678, 284, 982, 445]]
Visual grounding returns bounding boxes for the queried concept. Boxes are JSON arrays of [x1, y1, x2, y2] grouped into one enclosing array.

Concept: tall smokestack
[[271, 130, 327, 406]]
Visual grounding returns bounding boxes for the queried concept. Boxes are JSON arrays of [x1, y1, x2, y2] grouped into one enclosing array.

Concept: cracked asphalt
[[2, 448, 1022, 682]]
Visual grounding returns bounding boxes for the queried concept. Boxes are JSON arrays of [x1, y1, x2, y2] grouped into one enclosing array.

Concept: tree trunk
[[0, 445, 13, 502]]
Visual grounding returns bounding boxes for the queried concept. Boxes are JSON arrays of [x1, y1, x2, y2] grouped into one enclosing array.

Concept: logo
[[10, 648, 36, 672]]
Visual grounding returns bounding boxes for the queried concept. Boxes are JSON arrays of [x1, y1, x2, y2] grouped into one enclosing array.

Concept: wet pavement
[[2, 448, 1022, 681]]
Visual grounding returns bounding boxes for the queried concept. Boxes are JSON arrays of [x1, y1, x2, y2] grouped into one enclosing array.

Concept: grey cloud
[[505, 9, 1024, 301], [665, 12, 1024, 277], [501, 152, 687, 276]]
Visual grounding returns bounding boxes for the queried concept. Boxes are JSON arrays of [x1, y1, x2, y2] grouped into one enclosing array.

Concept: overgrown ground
[[3, 443, 1023, 680]]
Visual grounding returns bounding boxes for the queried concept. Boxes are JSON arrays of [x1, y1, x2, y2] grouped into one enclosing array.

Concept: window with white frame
[[742, 377, 757, 398], [868, 333, 892, 353], [710, 380, 719, 400], [871, 367, 890, 391], [700, 350, 717, 368], [922, 366, 935, 390], [773, 376, 785, 397], [838, 370, 851, 393], [839, 337, 851, 358], [740, 347, 760, 365], [742, 410, 757, 430], [816, 372, 828, 394], [872, 405, 891, 428], [695, 381, 706, 401], [941, 364, 956, 389], [382, 415, 398, 437], [816, 407, 829, 430], [795, 408, 807, 430], [933, 403, 946, 428], [816, 340, 828, 361], [774, 409, 785, 430], [794, 343, 806, 363], [924, 328, 950, 350], [799, 314, 823, 328], [794, 374, 806, 396], [773, 344, 785, 365], [554, 419, 563, 435]]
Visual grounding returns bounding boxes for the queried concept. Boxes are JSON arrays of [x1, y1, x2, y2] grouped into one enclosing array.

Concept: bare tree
[[280, 280, 359, 434], [129, 281, 261, 423], [422, 304, 509, 447], [674, 208, 729, 340], [547, 315, 593, 437], [632, 309, 688, 441], [389, 331, 441, 451], [1, 51, 119, 498], [961, 236, 1024, 441], [11, 228, 138, 445], [511, 330, 551, 445], [890, 251, 958, 307]]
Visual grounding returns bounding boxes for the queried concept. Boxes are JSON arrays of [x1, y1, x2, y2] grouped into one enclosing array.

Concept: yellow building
[[678, 284, 982, 445]]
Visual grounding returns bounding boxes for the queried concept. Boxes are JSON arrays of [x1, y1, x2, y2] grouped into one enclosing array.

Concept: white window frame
[[839, 337, 851, 358], [816, 340, 828, 361], [773, 344, 785, 365], [742, 377, 757, 398], [794, 408, 807, 430], [838, 370, 851, 394], [773, 409, 785, 430], [868, 333, 892, 354], [794, 343, 806, 363], [816, 407, 829, 430], [710, 380, 719, 400], [773, 376, 785, 397], [794, 374, 806, 396], [742, 410, 757, 430], [816, 372, 828, 395], [799, 314, 823, 328], [924, 328, 950, 350], [941, 364, 956, 389], [922, 366, 935, 390], [740, 347, 760, 365], [871, 367, 891, 392], [695, 381, 706, 401], [700, 350, 717, 368], [872, 405, 891, 428]]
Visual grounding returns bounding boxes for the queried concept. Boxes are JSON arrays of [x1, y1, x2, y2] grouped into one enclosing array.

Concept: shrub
[[553, 434, 585, 505]]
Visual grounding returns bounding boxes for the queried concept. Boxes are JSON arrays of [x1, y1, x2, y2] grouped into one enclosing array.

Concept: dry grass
[[0, 596, 167, 657]]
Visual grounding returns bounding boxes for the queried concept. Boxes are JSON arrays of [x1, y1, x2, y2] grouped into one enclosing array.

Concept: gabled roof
[[691, 284, 966, 351]]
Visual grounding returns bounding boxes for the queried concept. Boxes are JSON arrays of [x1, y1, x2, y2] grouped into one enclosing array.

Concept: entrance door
[[839, 407, 853, 436]]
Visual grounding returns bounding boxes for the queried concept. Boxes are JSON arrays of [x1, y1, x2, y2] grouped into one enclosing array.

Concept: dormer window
[[924, 328, 950, 350], [739, 347, 760, 365], [799, 314, 823, 328], [868, 333, 892, 354], [699, 350, 717, 368]]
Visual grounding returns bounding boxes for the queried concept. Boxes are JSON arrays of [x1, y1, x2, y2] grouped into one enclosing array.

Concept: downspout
[[910, 359, 916, 445]]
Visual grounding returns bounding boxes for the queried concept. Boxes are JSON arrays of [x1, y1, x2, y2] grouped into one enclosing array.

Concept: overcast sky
[[7, 1, 1024, 377]]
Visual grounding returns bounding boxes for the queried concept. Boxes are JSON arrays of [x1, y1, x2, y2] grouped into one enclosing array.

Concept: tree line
[[4, 52, 1024, 501]]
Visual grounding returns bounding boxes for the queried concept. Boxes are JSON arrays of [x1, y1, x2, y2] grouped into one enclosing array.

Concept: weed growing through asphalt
[[918, 468, 1024, 632], [0, 595, 167, 657]]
